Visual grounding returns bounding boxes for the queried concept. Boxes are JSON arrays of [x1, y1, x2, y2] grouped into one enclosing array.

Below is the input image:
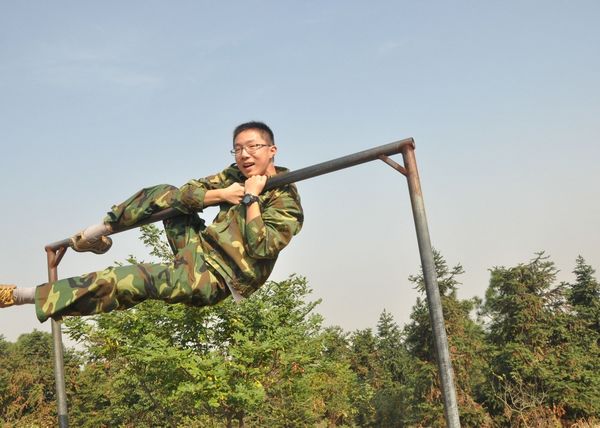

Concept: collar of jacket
[[226, 164, 290, 183]]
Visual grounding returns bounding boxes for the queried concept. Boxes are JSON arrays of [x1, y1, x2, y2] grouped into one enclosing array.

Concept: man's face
[[234, 129, 277, 178]]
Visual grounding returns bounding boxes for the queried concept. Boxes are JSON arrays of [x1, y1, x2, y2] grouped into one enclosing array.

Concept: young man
[[0, 121, 303, 322]]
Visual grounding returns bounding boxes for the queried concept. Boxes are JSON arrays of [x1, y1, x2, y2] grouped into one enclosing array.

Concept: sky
[[1, 1, 599, 343]]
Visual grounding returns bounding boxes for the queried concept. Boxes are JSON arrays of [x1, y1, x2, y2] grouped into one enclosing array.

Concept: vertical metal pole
[[47, 249, 69, 428], [402, 146, 461, 427]]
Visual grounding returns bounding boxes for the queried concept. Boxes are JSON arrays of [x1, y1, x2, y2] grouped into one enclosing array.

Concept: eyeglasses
[[230, 144, 271, 156]]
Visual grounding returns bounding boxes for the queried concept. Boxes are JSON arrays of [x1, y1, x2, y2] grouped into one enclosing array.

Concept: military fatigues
[[35, 165, 303, 323]]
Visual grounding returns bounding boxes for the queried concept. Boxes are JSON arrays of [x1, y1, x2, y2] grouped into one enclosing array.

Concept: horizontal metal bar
[[264, 138, 414, 190], [45, 138, 414, 252]]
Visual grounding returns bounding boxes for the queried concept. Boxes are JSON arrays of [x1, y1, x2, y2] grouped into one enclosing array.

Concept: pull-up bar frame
[[45, 138, 461, 428]]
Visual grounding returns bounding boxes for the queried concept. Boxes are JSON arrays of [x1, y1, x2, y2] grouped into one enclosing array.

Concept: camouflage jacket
[[180, 165, 303, 297]]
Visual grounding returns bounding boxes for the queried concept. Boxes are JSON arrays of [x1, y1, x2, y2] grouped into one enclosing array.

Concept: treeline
[[0, 226, 598, 427]]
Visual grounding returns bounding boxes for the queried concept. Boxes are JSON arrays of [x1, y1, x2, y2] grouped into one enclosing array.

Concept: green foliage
[[0, 330, 81, 427], [569, 255, 600, 334], [372, 311, 415, 427], [63, 224, 358, 426], [64, 276, 331, 427], [481, 253, 600, 425]]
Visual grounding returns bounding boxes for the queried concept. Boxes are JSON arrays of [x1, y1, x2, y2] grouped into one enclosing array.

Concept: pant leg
[[35, 213, 228, 323], [104, 184, 190, 228]]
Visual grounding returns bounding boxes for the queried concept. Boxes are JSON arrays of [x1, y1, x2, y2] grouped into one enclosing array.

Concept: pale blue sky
[[1, 1, 599, 342]]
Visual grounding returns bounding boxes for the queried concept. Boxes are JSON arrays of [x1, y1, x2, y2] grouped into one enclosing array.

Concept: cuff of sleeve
[[180, 186, 207, 212], [35, 284, 53, 323]]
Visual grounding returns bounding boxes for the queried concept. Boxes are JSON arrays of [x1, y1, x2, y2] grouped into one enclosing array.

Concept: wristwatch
[[241, 193, 260, 206]]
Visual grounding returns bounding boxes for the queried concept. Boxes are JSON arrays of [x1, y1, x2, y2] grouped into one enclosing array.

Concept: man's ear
[[269, 145, 278, 160]]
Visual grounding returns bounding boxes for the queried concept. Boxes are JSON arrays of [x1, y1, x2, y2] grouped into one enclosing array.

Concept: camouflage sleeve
[[179, 168, 232, 212], [244, 186, 304, 259]]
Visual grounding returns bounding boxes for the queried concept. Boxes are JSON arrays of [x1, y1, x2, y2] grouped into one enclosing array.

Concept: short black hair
[[233, 121, 274, 146]]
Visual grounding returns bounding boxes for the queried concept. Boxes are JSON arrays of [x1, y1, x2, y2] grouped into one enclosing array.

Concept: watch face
[[242, 194, 258, 205]]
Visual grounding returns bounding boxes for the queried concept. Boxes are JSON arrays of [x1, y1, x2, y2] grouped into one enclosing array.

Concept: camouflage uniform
[[35, 165, 303, 323]]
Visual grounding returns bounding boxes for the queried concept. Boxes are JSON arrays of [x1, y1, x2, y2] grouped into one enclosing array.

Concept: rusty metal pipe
[[401, 145, 461, 427], [47, 250, 69, 428]]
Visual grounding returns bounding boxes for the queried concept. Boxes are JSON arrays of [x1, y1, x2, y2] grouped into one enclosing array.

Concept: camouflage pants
[[35, 185, 229, 323]]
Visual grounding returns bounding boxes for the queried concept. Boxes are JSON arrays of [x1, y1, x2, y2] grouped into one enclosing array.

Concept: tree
[[371, 310, 415, 428], [569, 255, 600, 334], [558, 256, 600, 420], [0, 335, 11, 420], [67, 276, 359, 427], [0, 331, 81, 427], [317, 326, 367, 427], [348, 328, 379, 426], [65, 224, 359, 427], [481, 253, 600, 425]]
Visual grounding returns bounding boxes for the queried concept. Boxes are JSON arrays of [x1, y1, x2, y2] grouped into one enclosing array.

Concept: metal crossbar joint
[[378, 155, 407, 176]]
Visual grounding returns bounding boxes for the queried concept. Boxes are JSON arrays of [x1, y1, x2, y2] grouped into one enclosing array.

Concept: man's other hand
[[221, 182, 245, 204]]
